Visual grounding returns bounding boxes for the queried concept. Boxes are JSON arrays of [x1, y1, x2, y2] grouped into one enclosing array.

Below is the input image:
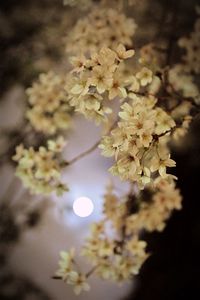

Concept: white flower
[[136, 67, 153, 86]]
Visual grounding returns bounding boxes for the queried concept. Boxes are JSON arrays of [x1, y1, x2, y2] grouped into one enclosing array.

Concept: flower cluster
[[56, 185, 148, 290], [100, 94, 176, 188], [65, 7, 137, 54], [26, 71, 73, 135], [82, 228, 148, 282], [126, 178, 182, 233], [56, 178, 182, 294], [55, 249, 90, 295], [12, 137, 68, 195], [66, 45, 135, 123], [168, 64, 200, 104]]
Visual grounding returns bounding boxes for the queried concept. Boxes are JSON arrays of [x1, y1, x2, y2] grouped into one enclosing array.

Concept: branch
[[63, 116, 119, 167], [66, 139, 101, 166], [85, 265, 99, 278]]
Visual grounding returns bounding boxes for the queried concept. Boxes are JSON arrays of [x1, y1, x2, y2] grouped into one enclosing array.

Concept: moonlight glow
[[73, 197, 94, 217]]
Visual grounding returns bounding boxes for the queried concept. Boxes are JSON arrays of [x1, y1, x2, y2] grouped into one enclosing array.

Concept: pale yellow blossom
[[26, 71, 73, 135], [136, 67, 153, 86]]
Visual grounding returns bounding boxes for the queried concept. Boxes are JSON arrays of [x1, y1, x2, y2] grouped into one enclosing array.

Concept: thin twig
[[65, 139, 101, 166], [85, 265, 99, 278], [64, 116, 119, 166]]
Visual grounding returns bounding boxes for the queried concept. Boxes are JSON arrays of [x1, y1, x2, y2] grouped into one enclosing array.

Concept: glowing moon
[[73, 196, 94, 217]]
